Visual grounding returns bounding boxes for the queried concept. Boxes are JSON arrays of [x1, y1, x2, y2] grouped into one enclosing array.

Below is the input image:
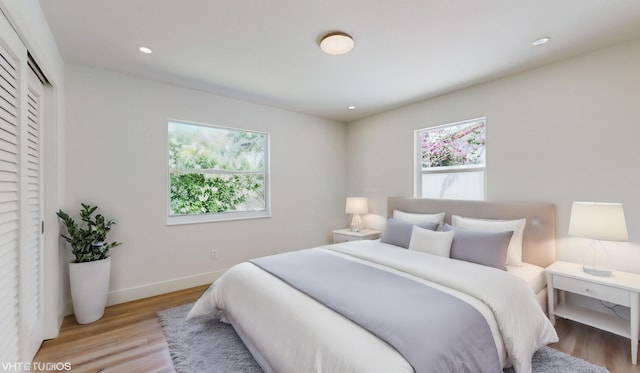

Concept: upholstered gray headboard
[[387, 197, 556, 268]]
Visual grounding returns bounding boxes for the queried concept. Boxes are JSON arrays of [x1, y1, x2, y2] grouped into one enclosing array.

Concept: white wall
[[64, 65, 347, 307], [347, 38, 640, 274]]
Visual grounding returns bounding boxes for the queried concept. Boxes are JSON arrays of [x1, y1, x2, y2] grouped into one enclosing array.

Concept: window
[[415, 118, 486, 200], [167, 120, 270, 224]]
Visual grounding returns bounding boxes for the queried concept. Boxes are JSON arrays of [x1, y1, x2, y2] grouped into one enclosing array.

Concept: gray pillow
[[380, 218, 438, 249], [443, 224, 513, 271]]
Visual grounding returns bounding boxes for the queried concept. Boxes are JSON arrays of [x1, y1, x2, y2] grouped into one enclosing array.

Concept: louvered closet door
[[20, 64, 45, 361], [0, 11, 26, 364], [0, 11, 45, 363]]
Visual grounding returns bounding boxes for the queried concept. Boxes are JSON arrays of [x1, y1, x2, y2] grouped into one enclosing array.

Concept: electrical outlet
[[210, 249, 218, 260]]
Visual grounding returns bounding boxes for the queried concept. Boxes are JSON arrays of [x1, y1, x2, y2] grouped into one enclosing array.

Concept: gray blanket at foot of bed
[[251, 249, 501, 373]]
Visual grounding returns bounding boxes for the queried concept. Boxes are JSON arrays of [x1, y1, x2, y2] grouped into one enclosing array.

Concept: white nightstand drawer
[[333, 234, 358, 243], [554, 274, 630, 306], [332, 229, 382, 244]]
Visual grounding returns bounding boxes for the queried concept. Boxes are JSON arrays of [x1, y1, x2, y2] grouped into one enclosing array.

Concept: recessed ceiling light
[[532, 37, 550, 47], [138, 46, 153, 54], [320, 32, 354, 55], [348, 106, 356, 110]]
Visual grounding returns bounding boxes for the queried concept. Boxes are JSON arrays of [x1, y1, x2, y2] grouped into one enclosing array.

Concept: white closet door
[[0, 11, 45, 363], [20, 64, 45, 361], [0, 11, 26, 364]]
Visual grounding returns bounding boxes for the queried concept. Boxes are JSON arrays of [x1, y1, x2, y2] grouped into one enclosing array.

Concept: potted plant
[[57, 203, 122, 324]]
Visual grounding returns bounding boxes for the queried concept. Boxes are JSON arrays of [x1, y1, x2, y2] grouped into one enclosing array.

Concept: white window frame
[[414, 117, 486, 200], [166, 120, 271, 225]]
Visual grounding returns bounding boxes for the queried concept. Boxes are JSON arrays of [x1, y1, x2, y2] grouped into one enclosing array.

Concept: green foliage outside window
[[168, 121, 267, 216]]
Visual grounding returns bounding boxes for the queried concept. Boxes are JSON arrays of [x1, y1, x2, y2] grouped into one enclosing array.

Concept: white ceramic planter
[[69, 257, 111, 324]]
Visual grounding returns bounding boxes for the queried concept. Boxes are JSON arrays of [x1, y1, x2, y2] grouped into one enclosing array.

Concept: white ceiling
[[38, 0, 640, 122]]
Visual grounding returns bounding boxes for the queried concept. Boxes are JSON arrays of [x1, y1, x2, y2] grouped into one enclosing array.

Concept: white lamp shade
[[568, 201, 628, 241], [345, 197, 368, 214]]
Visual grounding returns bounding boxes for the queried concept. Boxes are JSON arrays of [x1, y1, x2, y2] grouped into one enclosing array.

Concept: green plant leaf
[[56, 204, 122, 262]]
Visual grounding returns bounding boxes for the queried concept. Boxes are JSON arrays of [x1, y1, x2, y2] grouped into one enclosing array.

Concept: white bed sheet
[[507, 262, 547, 313], [507, 262, 546, 294], [192, 259, 414, 373], [189, 240, 557, 373]]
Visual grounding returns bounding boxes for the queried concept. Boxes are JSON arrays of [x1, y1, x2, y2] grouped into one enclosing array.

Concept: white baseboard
[[62, 268, 227, 316]]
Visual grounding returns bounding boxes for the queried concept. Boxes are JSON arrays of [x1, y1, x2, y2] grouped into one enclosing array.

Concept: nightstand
[[332, 228, 382, 243], [546, 261, 640, 364]]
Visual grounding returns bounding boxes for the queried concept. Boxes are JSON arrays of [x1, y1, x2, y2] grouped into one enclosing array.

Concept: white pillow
[[408, 225, 455, 257], [393, 210, 445, 231], [451, 215, 526, 267]]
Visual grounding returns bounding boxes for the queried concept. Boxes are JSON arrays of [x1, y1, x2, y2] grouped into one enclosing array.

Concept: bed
[[386, 197, 557, 314], [188, 197, 559, 373]]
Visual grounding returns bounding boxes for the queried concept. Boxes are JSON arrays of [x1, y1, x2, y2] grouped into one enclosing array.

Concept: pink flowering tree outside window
[[421, 121, 485, 169], [416, 119, 486, 200]]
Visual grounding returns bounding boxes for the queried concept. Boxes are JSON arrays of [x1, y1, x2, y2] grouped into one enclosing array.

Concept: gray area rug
[[158, 303, 609, 373], [158, 303, 262, 373]]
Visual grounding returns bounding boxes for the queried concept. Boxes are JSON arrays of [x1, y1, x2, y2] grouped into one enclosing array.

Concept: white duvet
[[189, 240, 558, 373]]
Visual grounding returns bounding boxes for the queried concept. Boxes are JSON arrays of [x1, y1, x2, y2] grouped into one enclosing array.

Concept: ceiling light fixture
[[138, 46, 153, 54], [532, 37, 550, 47], [320, 32, 354, 55], [348, 106, 356, 110]]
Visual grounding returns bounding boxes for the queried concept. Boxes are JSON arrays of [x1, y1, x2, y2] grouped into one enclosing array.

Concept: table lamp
[[345, 197, 368, 232], [568, 201, 628, 276]]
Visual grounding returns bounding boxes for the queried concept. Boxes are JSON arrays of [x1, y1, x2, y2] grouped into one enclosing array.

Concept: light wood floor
[[33, 285, 207, 373], [34, 286, 640, 373]]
